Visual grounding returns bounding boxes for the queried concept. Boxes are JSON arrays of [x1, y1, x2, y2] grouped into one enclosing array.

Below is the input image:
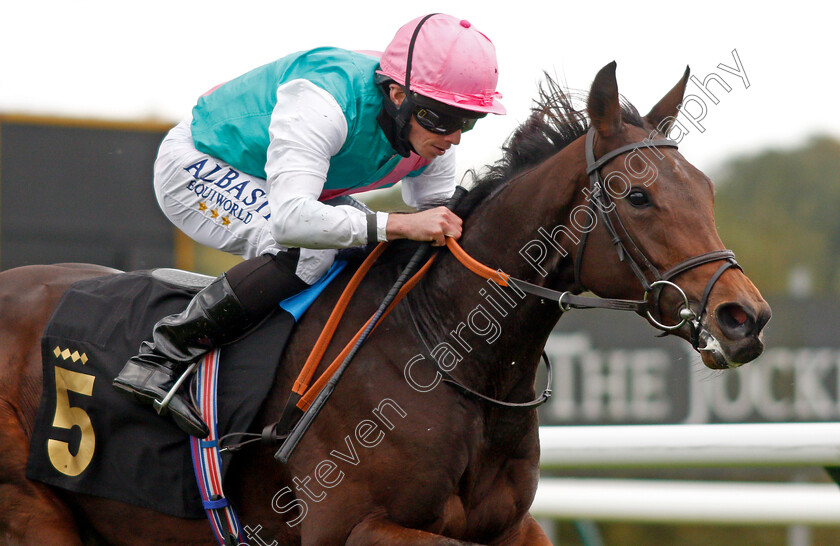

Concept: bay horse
[[0, 62, 770, 545]]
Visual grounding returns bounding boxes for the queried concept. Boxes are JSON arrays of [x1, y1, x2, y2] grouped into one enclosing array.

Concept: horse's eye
[[627, 189, 651, 208]]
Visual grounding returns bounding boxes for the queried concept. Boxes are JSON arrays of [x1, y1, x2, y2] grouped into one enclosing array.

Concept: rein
[[444, 128, 742, 351], [269, 187, 551, 462]]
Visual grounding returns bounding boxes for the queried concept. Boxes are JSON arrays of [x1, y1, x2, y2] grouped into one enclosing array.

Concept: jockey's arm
[[389, 152, 462, 246], [265, 80, 460, 249]]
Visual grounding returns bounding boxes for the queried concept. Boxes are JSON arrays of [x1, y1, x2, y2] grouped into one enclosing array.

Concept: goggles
[[413, 105, 480, 135]]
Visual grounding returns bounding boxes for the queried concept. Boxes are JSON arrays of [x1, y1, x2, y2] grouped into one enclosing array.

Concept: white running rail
[[534, 423, 840, 525]]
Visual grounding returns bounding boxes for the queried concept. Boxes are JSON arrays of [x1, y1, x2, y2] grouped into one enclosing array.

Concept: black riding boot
[[112, 274, 253, 438]]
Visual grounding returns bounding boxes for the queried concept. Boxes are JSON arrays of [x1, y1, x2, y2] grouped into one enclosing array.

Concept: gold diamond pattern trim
[[53, 345, 88, 365]]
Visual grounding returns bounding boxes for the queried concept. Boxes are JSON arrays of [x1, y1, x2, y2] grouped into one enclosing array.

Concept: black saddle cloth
[[26, 270, 296, 518]]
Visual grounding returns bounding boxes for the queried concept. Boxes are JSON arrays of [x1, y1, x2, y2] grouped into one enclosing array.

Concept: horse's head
[[574, 61, 771, 369]]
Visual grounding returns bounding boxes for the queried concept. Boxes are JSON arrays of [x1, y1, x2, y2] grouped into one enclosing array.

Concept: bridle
[[428, 127, 744, 411], [468, 127, 741, 351]]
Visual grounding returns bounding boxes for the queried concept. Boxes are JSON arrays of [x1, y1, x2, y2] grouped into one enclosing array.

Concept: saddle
[[25, 268, 310, 518]]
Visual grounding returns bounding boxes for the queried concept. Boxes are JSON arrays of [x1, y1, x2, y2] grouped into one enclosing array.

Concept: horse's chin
[[696, 328, 758, 370], [699, 347, 738, 370]]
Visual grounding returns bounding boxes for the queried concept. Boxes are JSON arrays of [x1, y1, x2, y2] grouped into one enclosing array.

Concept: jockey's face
[[388, 84, 463, 161], [407, 116, 462, 160]]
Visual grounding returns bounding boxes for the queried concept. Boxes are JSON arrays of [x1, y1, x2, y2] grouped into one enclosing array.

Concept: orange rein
[[292, 242, 437, 411], [291, 242, 388, 398], [444, 238, 510, 286], [291, 238, 506, 412]]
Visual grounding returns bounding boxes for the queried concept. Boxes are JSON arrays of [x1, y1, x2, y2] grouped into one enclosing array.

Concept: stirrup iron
[[153, 362, 197, 415]]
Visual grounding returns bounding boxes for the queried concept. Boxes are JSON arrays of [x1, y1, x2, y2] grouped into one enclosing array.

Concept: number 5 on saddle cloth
[[25, 261, 346, 522]]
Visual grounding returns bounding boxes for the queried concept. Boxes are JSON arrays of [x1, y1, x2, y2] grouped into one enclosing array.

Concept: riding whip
[[274, 186, 468, 463]]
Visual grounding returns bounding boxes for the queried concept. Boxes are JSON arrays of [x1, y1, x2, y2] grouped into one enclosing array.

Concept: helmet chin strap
[[378, 89, 416, 157]]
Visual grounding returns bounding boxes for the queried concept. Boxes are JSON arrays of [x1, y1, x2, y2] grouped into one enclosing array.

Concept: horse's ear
[[645, 66, 690, 133], [587, 61, 622, 138]]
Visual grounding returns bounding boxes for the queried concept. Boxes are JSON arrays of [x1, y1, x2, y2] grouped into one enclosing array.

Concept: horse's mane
[[367, 74, 646, 267], [454, 74, 644, 219]]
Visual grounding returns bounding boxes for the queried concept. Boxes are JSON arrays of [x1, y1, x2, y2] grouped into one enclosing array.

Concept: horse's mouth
[[699, 342, 737, 369], [696, 326, 763, 370]]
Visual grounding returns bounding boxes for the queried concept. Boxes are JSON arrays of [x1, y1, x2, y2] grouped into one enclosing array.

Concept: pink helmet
[[377, 14, 506, 115]]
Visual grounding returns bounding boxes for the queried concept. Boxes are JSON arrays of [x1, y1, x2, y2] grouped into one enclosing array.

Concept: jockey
[[112, 13, 506, 437]]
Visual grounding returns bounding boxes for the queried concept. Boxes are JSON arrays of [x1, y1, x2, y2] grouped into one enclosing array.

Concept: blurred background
[[2, 1, 838, 544]]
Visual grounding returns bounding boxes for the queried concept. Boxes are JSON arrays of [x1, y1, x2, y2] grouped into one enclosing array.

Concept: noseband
[[458, 128, 742, 351]]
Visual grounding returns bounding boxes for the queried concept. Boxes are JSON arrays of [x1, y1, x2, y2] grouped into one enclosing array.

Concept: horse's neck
[[410, 145, 586, 402], [463, 140, 586, 279]]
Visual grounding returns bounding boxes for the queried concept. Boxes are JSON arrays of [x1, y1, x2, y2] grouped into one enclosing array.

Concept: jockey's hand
[[386, 207, 463, 246]]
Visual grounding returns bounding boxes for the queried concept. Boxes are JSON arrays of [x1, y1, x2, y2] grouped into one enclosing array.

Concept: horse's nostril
[[729, 306, 748, 326], [716, 303, 756, 339]]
